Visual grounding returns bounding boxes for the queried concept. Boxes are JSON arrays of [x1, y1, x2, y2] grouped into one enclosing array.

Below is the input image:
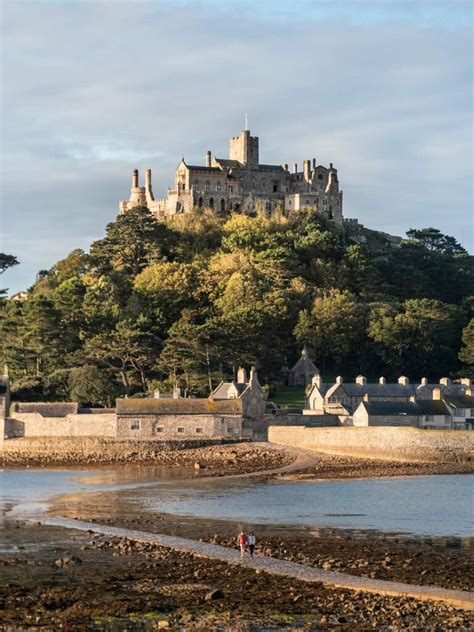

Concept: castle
[[119, 127, 343, 221]]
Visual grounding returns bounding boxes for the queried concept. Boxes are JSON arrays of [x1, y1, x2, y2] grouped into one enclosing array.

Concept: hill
[[1, 208, 473, 405]]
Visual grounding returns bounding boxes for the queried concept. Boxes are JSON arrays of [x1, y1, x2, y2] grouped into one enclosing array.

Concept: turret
[[145, 168, 155, 203], [132, 168, 139, 188], [303, 159, 311, 182], [127, 169, 147, 208], [206, 150, 212, 168]]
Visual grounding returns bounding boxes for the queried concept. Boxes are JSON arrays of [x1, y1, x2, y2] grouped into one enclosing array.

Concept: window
[[205, 181, 210, 191], [425, 415, 434, 422], [216, 181, 222, 192], [273, 182, 278, 192], [457, 408, 465, 417], [229, 186, 233, 194], [130, 420, 140, 430], [209, 197, 214, 209], [198, 197, 203, 208], [195, 427, 204, 433], [261, 178, 266, 190], [305, 199, 310, 204], [193, 179, 199, 190], [221, 198, 226, 212], [471, 409, 474, 417], [177, 427, 185, 433], [288, 200, 292, 206], [318, 174, 323, 180], [154, 426, 165, 433]]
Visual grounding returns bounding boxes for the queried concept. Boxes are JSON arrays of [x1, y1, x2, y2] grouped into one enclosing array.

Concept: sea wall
[[5, 413, 117, 438], [268, 426, 474, 463]]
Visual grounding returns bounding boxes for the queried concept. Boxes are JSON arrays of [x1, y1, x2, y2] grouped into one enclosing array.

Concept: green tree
[[294, 289, 366, 371], [458, 318, 474, 378], [406, 228, 467, 255]]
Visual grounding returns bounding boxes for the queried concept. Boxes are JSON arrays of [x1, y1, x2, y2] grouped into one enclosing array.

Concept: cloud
[[1, 0, 472, 293]]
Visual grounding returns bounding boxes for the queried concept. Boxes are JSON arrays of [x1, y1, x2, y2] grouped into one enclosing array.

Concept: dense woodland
[[1, 207, 473, 406]]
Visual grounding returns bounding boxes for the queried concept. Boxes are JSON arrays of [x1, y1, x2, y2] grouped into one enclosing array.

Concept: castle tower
[[229, 129, 259, 169], [127, 169, 147, 208]]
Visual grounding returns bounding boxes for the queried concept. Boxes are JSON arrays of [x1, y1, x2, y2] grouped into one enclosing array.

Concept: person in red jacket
[[237, 530, 248, 558]]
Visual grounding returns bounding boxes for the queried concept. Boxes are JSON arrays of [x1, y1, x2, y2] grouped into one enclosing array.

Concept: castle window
[[177, 427, 185, 433], [216, 181, 222, 192], [229, 186, 233, 194], [288, 200, 292, 205], [193, 179, 199, 190], [198, 197, 203, 208], [195, 427, 204, 433], [154, 426, 165, 433], [209, 197, 214, 209], [261, 178, 266, 190], [220, 198, 225, 212], [318, 174, 323, 180], [130, 420, 140, 430], [305, 199, 310, 204], [205, 181, 210, 191], [273, 182, 278, 192]]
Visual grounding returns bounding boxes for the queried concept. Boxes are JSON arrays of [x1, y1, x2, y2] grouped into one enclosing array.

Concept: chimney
[[284, 163, 288, 171], [132, 169, 139, 188], [330, 162, 333, 170], [379, 377, 386, 385], [249, 366, 259, 387], [293, 163, 298, 174], [312, 158, 316, 169], [303, 159, 311, 182], [398, 376, 409, 386], [206, 150, 212, 167], [439, 377, 451, 387], [432, 386, 442, 400], [363, 393, 370, 401], [312, 374, 322, 389], [460, 378, 472, 387], [355, 375, 367, 385], [336, 376, 343, 384], [420, 377, 428, 386], [237, 367, 247, 384]]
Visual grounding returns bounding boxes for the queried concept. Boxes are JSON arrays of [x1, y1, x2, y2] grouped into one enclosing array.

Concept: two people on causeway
[[238, 530, 256, 558]]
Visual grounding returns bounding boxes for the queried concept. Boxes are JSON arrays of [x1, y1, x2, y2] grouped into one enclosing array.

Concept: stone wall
[[5, 412, 117, 438], [268, 426, 474, 463], [116, 414, 242, 441]]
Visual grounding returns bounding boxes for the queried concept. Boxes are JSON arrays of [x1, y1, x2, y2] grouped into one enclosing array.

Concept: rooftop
[[116, 398, 243, 415]]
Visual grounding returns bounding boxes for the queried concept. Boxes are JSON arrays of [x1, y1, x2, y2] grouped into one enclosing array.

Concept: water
[[135, 475, 474, 538], [1, 469, 472, 538]]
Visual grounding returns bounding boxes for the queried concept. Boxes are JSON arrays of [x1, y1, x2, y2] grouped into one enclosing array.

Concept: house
[[210, 366, 266, 420], [416, 399, 453, 429], [287, 347, 319, 386], [115, 398, 242, 440], [441, 392, 474, 430], [352, 400, 421, 427]]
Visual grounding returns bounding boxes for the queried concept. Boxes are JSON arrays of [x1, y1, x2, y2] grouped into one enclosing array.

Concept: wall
[[6, 413, 117, 438], [268, 426, 474, 463], [116, 414, 242, 441]]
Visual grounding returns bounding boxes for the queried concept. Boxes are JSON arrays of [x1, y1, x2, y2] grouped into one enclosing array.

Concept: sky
[[1, 0, 473, 294]]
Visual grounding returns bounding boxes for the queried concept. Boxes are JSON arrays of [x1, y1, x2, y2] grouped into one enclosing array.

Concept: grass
[[270, 386, 306, 409]]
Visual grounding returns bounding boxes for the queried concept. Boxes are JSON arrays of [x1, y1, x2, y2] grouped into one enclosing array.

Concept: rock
[[55, 556, 83, 567], [205, 588, 224, 601], [157, 621, 170, 629]]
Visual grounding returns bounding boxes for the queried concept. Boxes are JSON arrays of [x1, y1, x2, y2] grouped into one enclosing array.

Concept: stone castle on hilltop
[[119, 127, 343, 221]]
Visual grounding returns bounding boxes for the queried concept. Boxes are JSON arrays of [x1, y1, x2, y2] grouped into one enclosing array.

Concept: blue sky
[[1, 0, 473, 293]]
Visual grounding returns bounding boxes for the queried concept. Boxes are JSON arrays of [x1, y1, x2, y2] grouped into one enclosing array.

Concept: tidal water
[[1, 469, 473, 538]]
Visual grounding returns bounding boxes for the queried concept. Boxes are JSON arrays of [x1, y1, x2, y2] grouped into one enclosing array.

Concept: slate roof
[[186, 165, 222, 173], [116, 398, 242, 415], [214, 158, 243, 169], [416, 400, 451, 416], [360, 401, 420, 416], [289, 348, 319, 375], [443, 394, 474, 409], [258, 164, 286, 172], [15, 402, 79, 417]]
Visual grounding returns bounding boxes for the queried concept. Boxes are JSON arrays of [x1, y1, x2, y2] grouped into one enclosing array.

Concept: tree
[[459, 319, 474, 378], [0, 253, 19, 299], [406, 228, 467, 255], [368, 299, 465, 376], [89, 206, 176, 277], [294, 289, 366, 371]]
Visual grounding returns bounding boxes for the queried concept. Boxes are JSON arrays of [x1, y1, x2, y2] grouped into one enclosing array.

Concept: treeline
[[1, 208, 473, 405]]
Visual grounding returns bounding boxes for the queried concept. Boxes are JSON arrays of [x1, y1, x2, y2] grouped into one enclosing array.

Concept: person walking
[[238, 530, 248, 558], [247, 531, 256, 558]]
